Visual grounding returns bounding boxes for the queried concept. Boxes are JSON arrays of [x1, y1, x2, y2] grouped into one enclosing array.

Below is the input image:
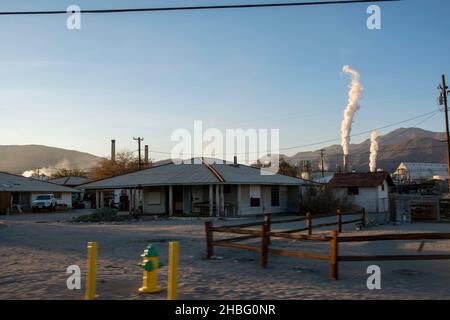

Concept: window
[[271, 187, 280, 207], [381, 184, 385, 191], [53, 193, 62, 199], [224, 185, 231, 194], [347, 187, 359, 196], [249, 185, 261, 207]]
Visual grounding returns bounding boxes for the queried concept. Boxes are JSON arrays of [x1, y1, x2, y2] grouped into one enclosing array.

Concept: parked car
[[32, 194, 57, 212]]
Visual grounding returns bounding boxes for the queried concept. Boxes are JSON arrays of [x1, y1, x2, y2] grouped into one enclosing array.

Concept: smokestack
[[111, 139, 116, 162], [343, 154, 349, 172], [144, 145, 149, 164], [233, 155, 237, 165]]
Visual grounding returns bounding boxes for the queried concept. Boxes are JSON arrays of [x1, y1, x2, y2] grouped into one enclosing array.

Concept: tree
[[88, 151, 147, 181], [50, 167, 87, 179]]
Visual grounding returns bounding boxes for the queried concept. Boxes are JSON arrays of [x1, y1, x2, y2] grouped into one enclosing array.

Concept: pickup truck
[[32, 194, 57, 212]]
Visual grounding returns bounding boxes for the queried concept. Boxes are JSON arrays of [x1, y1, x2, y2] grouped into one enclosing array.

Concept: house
[[80, 158, 306, 216], [393, 162, 448, 183], [48, 176, 93, 208], [0, 172, 81, 214], [329, 172, 395, 224]]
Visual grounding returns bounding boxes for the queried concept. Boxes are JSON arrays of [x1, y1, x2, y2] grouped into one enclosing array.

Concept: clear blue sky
[[0, 0, 448, 160]]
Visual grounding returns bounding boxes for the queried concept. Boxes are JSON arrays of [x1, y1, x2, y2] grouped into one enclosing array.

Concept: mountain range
[[283, 127, 446, 172], [0, 128, 446, 174]]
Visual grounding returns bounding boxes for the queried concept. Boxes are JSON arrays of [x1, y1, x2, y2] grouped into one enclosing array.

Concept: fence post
[[85, 241, 98, 300], [329, 231, 338, 280], [264, 212, 271, 245], [205, 221, 214, 259], [306, 212, 312, 236], [361, 208, 366, 228], [260, 222, 269, 268], [337, 210, 342, 233], [167, 241, 179, 300]]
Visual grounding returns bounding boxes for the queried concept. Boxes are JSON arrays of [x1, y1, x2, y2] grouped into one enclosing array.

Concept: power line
[[0, 0, 401, 16], [146, 109, 442, 156]]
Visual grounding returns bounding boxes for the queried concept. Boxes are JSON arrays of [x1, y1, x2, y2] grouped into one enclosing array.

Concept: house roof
[[48, 176, 91, 186], [0, 172, 81, 193], [80, 158, 305, 190], [329, 172, 394, 188]]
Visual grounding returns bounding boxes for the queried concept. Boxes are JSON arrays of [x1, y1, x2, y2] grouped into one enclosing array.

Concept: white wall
[[238, 185, 293, 215], [335, 182, 389, 214]]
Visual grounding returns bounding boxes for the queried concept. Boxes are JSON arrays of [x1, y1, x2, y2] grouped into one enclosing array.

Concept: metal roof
[[81, 158, 305, 190], [0, 172, 81, 193], [48, 176, 91, 186], [329, 172, 394, 188]]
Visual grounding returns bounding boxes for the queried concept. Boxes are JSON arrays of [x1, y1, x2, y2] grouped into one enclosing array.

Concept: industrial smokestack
[[369, 131, 378, 173], [111, 139, 116, 162], [144, 145, 149, 164], [343, 154, 349, 172], [233, 155, 237, 165], [340, 65, 363, 163]]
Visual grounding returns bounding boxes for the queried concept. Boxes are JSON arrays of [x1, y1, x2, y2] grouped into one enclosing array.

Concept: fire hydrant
[[138, 244, 163, 293]]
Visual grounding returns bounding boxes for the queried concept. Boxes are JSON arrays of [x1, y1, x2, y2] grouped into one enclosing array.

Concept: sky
[[0, 0, 449, 161]]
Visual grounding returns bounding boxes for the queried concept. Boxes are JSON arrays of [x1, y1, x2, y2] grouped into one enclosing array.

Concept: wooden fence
[[205, 209, 450, 280]]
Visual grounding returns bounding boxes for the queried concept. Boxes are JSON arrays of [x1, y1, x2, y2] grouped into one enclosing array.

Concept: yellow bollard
[[139, 244, 163, 294], [167, 241, 179, 300], [85, 242, 98, 300]]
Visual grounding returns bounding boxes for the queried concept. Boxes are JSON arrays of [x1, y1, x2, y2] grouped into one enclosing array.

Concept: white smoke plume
[[22, 159, 73, 179], [340, 65, 363, 156], [369, 130, 378, 173]]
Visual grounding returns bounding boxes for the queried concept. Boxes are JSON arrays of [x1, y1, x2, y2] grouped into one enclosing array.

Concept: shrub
[[72, 208, 133, 222]]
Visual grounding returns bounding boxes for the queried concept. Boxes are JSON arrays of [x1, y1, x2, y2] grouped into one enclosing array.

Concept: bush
[[72, 208, 133, 222], [300, 185, 356, 214]]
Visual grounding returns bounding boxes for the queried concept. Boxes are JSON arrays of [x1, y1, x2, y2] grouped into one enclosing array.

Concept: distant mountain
[[284, 128, 447, 173], [0, 145, 102, 174]]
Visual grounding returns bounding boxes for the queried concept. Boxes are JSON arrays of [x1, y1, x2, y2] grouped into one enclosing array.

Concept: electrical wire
[[0, 0, 401, 16]]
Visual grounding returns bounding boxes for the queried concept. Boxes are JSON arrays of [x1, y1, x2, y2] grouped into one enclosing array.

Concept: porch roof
[[80, 158, 305, 190]]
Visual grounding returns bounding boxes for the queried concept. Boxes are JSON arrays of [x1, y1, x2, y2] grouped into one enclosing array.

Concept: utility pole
[[439, 74, 450, 193], [133, 137, 144, 170], [319, 149, 325, 178]]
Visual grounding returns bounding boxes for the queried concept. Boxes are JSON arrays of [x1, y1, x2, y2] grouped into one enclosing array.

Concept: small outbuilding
[[329, 172, 395, 223], [0, 172, 81, 214], [81, 158, 306, 216]]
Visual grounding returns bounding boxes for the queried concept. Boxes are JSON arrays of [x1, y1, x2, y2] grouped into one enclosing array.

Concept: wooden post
[[337, 210, 342, 233], [260, 222, 269, 268], [205, 221, 214, 259], [167, 241, 179, 300], [361, 207, 366, 228], [306, 212, 312, 236], [264, 212, 271, 245], [329, 231, 338, 280]]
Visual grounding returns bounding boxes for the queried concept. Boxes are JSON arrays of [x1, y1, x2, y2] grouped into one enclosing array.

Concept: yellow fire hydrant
[[138, 244, 163, 293]]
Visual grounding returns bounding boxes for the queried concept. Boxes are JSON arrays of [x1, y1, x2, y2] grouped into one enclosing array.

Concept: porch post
[[215, 185, 220, 217], [100, 190, 104, 208], [236, 184, 241, 216], [209, 185, 213, 216], [220, 185, 225, 216], [95, 190, 100, 209], [169, 185, 173, 216]]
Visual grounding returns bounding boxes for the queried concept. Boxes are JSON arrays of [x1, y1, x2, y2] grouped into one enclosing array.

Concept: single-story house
[[329, 172, 395, 223], [0, 172, 81, 214], [48, 176, 93, 209], [80, 158, 306, 216]]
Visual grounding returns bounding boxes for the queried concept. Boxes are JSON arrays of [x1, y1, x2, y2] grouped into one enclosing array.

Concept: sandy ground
[[1, 209, 450, 300]]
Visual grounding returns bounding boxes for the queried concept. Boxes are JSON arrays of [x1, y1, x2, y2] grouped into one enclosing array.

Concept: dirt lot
[[1, 209, 450, 300]]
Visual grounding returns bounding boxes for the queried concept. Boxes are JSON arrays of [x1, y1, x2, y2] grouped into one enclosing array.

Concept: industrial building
[[393, 162, 448, 183], [80, 157, 305, 216]]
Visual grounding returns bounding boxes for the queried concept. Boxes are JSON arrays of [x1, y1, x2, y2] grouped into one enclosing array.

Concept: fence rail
[[205, 208, 450, 280]]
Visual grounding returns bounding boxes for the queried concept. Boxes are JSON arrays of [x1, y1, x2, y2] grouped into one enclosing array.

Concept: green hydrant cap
[[142, 244, 158, 257]]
